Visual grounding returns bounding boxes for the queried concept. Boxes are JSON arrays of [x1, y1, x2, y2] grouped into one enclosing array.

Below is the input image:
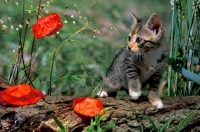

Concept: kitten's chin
[[143, 49, 151, 53]]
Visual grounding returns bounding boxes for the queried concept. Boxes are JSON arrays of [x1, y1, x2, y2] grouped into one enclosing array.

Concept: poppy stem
[[48, 51, 56, 95], [32, 19, 89, 83], [36, 0, 42, 20]]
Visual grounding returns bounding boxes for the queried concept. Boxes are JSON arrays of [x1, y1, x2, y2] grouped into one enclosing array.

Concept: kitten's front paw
[[129, 91, 141, 100], [150, 99, 164, 109], [98, 91, 108, 98]]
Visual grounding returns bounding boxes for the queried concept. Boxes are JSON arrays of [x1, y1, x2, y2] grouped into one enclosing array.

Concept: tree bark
[[0, 96, 200, 132]]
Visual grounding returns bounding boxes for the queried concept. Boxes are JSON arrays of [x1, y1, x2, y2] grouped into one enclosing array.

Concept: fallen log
[[0, 96, 200, 132]]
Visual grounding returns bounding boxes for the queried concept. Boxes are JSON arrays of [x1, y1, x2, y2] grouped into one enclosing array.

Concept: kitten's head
[[127, 12, 164, 53]]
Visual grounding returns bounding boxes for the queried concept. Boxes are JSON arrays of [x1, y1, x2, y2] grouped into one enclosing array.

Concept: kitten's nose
[[127, 46, 131, 50]]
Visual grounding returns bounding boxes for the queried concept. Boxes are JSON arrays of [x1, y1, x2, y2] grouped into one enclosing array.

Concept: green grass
[[175, 105, 200, 132], [168, 0, 200, 96], [0, 0, 171, 96], [84, 107, 116, 132], [52, 114, 69, 132], [52, 107, 115, 132]]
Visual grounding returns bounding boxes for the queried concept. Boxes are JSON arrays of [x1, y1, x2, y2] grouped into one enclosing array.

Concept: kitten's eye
[[135, 37, 143, 43], [128, 36, 131, 42]]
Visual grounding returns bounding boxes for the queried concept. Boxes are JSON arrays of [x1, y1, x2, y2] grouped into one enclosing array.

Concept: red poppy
[[73, 97, 104, 117], [32, 13, 63, 39], [0, 84, 45, 106]]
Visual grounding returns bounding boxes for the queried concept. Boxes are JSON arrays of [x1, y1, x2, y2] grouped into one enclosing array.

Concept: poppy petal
[[0, 92, 10, 106], [73, 97, 104, 117], [0, 84, 45, 106], [32, 13, 63, 39]]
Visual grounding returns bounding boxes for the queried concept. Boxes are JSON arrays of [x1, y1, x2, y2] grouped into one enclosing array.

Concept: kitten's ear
[[146, 13, 163, 35], [130, 11, 140, 27]]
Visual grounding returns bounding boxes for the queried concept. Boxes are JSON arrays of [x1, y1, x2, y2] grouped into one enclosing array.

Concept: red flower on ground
[[0, 84, 45, 106], [32, 13, 63, 39], [73, 97, 104, 117]]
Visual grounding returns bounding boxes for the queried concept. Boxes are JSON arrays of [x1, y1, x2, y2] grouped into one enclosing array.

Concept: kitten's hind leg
[[148, 74, 163, 109], [97, 77, 119, 98], [148, 89, 163, 109]]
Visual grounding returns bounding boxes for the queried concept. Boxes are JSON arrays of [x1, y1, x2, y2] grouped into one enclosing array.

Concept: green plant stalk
[[21, 0, 42, 85], [73, 40, 92, 87], [9, 0, 43, 86], [139, 114, 158, 132], [125, 100, 144, 131], [169, 0, 200, 96], [31, 19, 88, 83], [168, 8, 175, 96], [160, 121, 171, 132], [8, 0, 26, 84], [21, 21, 35, 85], [48, 51, 56, 95], [174, 17, 179, 96], [48, 74, 93, 95], [175, 105, 200, 132], [184, 1, 195, 95], [8, 57, 18, 84], [94, 0, 121, 35], [52, 114, 68, 132], [18, 0, 28, 83]]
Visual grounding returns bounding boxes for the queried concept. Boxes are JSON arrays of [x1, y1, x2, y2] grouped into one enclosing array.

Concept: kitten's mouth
[[127, 46, 139, 52], [127, 45, 151, 53]]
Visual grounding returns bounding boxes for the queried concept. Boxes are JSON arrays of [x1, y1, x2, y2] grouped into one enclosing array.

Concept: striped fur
[[98, 13, 167, 109]]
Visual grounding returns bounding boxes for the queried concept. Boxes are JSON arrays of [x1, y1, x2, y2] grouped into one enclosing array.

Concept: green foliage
[[85, 107, 116, 132], [175, 105, 200, 132], [134, 105, 200, 132], [168, 0, 200, 96], [52, 107, 115, 132], [0, 0, 171, 96], [130, 105, 170, 132], [139, 115, 171, 132]]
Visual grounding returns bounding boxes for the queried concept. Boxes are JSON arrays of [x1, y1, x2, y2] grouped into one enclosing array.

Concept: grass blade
[[139, 114, 158, 132], [175, 105, 200, 132], [52, 114, 67, 132], [160, 121, 171, 132]]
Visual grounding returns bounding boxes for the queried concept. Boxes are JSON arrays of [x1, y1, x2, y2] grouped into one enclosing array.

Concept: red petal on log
[[0, 84, 45, 106], [73, 97, 104, 117]]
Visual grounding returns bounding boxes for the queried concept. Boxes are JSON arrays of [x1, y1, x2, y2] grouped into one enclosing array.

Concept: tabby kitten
[[98, 13, 167, 109]]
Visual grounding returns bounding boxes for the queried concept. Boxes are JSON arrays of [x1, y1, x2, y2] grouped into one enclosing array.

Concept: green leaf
[[168, 58, 176, 65], [52, 114, 67, 132], [174, 66, 200, 85], [84, 107, 115, 132], [139, 115, 158, 132], [168, 58, 184, 65], [175, 105, 200, 132], [160, 121, 171, 132], [101, 121, 116, 132]]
